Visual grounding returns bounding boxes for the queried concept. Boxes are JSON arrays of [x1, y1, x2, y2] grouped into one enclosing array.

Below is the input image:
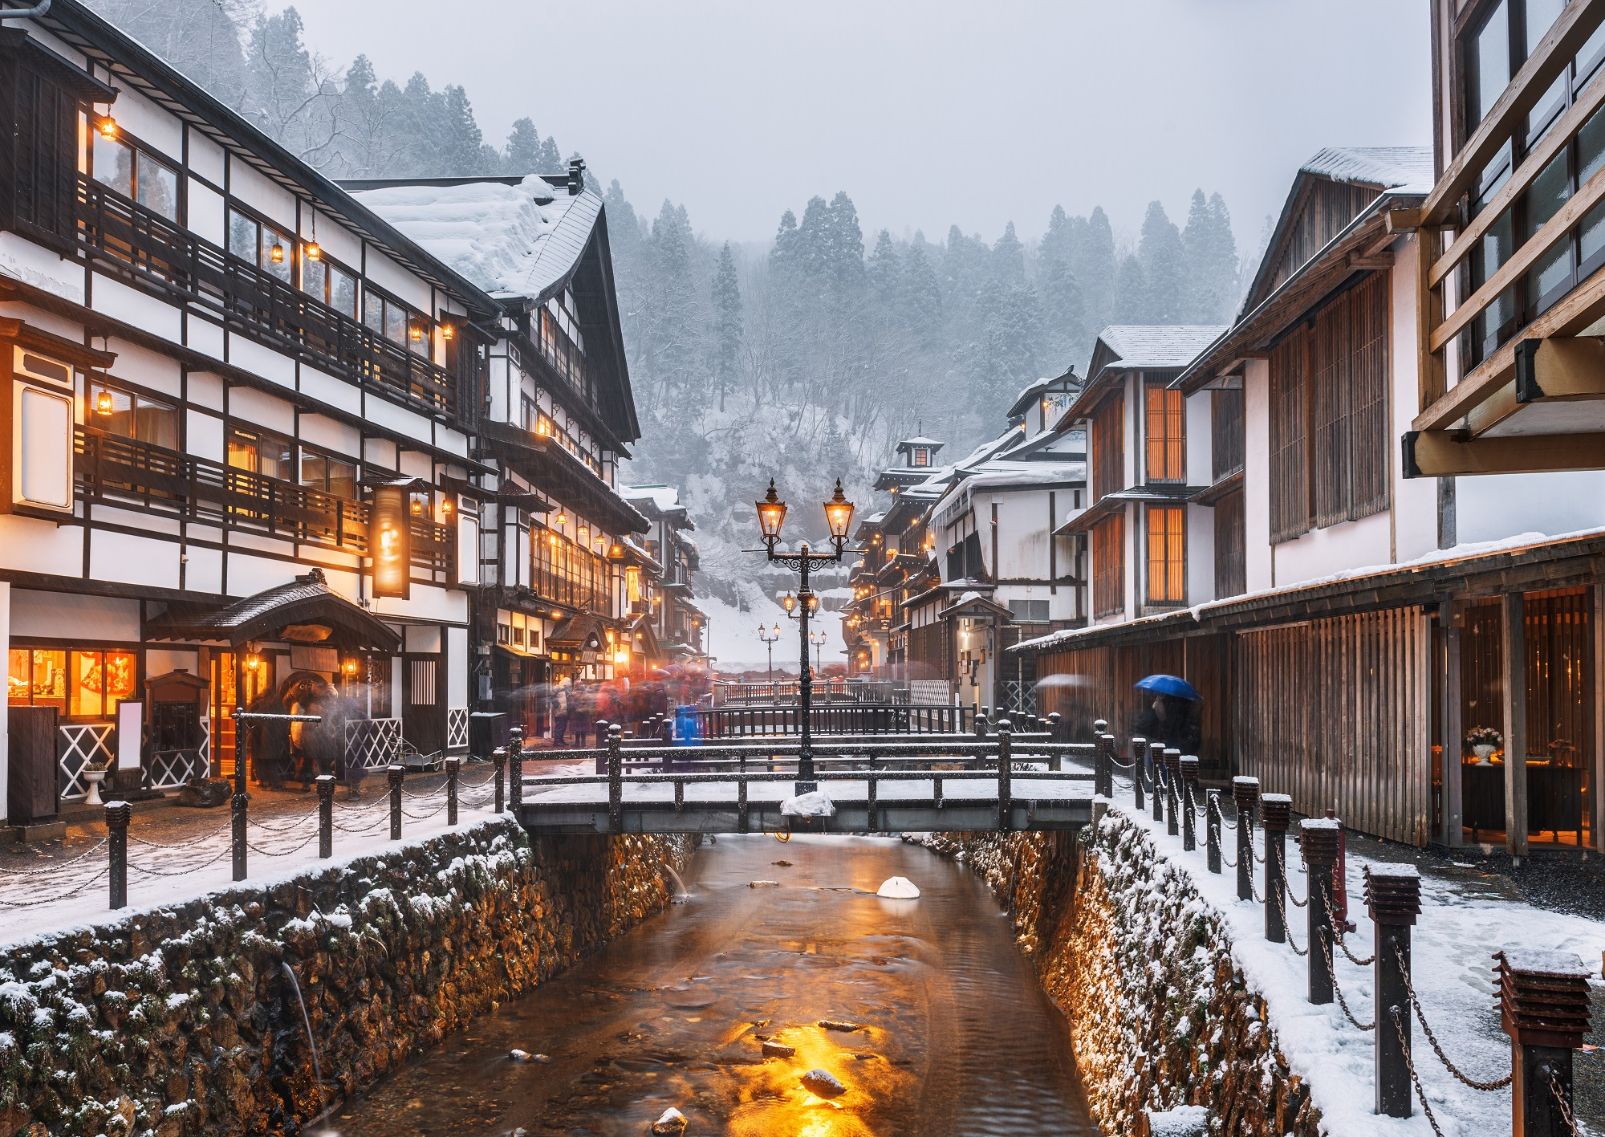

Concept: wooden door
[[404, 654, 444, 755]]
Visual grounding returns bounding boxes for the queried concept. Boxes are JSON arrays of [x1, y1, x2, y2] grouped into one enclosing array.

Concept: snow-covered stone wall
[[926, 812, 1320, 1136], [0, 821, 692, 1137]]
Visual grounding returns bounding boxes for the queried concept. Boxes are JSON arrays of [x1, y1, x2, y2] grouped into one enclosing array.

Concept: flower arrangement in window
[[1465, 725, 1502, 764]]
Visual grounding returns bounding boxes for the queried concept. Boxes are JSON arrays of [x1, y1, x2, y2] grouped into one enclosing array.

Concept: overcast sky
[[271, 0, 1432, 250]]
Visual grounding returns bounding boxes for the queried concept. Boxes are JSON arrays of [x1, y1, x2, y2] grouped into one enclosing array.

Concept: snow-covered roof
[[349, 176, 600, 303], [621, 483, 683, 511], [1007, 371, 1079, 417], [1299, 146, 1435, 193], [1097, 325, 1229, 370], [949, 460, 1086, 493], [896, 436, 944, 450]]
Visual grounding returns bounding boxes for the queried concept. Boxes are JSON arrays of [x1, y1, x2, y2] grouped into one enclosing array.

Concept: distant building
[[622, 483, 706, 666]]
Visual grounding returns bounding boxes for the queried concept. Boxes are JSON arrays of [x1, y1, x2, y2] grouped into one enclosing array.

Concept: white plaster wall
[[1272, 510, 1393, 587], [302, 208, 362, 269], [1184, 391, 1212, 486], [90, 274, 181, 341], [227, 384, 295, 434], [1186, 502, 1215, 605], [1456, 473, 1605, 542], [145, 648, 199, 678], [299, 367, 361, 417], [0, 236, 83, 303], [298, 413, 361, 457], [226, 337, 296, 390], [362, 248, 432, 311], [447, 625, 469, 707], [107, 339, 183, 399], [89, 531, 182, 590], [1389, 239, 1440, 562], [0, 515, 87, 577], [225, 158, 296, 232], [187, 180, 225, 247], [11, 591, 140, 641], [186, 130, 225, 186], [1242, 358, 1274, 592], [108, 84, 182, 161]]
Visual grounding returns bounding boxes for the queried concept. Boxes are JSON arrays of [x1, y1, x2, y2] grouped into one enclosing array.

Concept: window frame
[[85, 377, 181, 451], [88, 125, 183, 224], [363, 285, 430, 356], [1142, 380, 1186, 484], [1144, 504, 1187, 607]]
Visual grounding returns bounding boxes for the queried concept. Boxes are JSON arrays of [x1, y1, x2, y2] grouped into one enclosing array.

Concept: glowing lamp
[[97, 116, 118, 139], [535, 415, 552, 438], [781, 592, 797, 614], [94, 389, 114, 416], [755, 478, 786, 542], [342, 658, 358, 676], [556, 509, 568, 525], [823, 479, 854, 543], [305, 241, 322, 261], [269, 241, 285, 264], [410, 497, 423, 515], [441, 322, 455, 340], [408, 320, 424, 343], [772, 624, 782, 638], [608, 542, 626, 561]]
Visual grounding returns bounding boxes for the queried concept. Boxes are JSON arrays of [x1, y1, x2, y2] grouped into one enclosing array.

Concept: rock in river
[[876, 876, 921, 899], [761, 1040, 796, 1058], [650, 1106, 688, 1134], [818, 1019, 862, 1033], [800, 1069, 847, 1098]]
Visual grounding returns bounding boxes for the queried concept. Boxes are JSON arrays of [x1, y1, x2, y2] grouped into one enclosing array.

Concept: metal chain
[[332, 812, 392, 835], [1316, 919, 1375, 1031], [247, 828, 321, 857], [1320, 883, 1376, 966], [129, 841, 237, 876], [1273, 884, 1308, 957], [1548, 1070, 1581, 1137], [1284, 872, 1309, 908], [0, 837, 110, 877], [1396, 943, 1512, 1091], [1392, 1007, 1448, 1137], [128, 817, 236, 848], [246, 806, 322, 833], [0, 864, 110, 909], [401, 799, 449, 821]]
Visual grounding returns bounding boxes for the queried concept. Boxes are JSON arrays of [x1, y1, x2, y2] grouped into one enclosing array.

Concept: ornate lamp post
[[755, 477, 855, 793], [757, 622, 782, 684], [809, 630, 828, 678]]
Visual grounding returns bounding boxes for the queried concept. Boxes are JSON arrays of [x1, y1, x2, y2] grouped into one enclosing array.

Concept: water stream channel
[[335, 835, 1097, 1136]]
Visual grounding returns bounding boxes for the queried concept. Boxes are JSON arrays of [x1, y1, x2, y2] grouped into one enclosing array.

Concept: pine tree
[[1137, 201, 1185, 323], [1037, 206, 1087, 372], [441, 85, 485, 174], [992, 221, 1026, 285], [1112, 254, 1148, 323], [503, 118, 544, 173], [1078, 207, 1118, 334], [901, 241, 944, 340], [867, 230, 901, 299], [711, 243, 742, 413], [1179, 191, 1240, 323]]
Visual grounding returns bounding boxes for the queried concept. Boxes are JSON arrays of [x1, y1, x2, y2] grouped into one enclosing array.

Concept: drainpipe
[[0, 1, 54, 20]]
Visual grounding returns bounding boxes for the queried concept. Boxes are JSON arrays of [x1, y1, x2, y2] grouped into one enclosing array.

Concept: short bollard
[[445, 757, 461, 827], [1301, 816, 1341, 1005], [1261, 794, 1292, 943], [1179, 755, 1199, 851], [509, 734, 525, 811], [1095, 733, 1113, 798], [387, 764, 404, 841], [1130, 736, 1147, 810], [1163, 748, 1182, 836], [232, 708, 250, 882], [974, 710, 990, 738], [1232, 776, 1259, 902], [1149, 742, 1166, 823], [1496, 947, 1593, 1137], [105, 801, 131, 910], [492, 747, 507, 815], [593, 718, 610, 774], [606, 724, 624, 834], [1365, 863, 1420, 1119], [1056, 712, 1071, 743], [316, 775, 335, 858], [1090, 716, 1107, 743], [1205, 789, 1222, 873], [995, 720, 1014, 832]]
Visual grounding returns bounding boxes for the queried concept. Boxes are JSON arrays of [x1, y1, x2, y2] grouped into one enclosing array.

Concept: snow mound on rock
[[876, 876, 920, 899], [780, 791, 835, 818]]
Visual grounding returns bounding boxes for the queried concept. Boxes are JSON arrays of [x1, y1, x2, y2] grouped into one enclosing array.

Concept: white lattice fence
[[446, 707, 469, 753], [345, 718, 403, 770], [58, 723, 115, 801]]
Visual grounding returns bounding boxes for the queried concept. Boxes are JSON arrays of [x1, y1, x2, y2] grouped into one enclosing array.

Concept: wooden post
[[867, 768, 879, 833], [1205, 789, 1222, 873], [492, 747, 506, 815], [316, 774, 335, 857], [387, 764, 404, 841], [105, 801, 130, 911], [1164, 748, 1182, 836], [1497, 948, 1593, 1137], [1262, 794, 1291, 943], [1232, 776, 1259, 902], [996, 719, 1014, 832], [1180, 755, 1199, 852], [974, 710, 989, 739], [508, 733, 524, 812], [1131, 736, 1147, 810], [1440, 599, 1465, 846], [1151, 741, 1167, 823], [607, 724, 622, 834], [1301, 817, 1341, 1005], [737, 776, 750, 834], [1501, 591, 1529, 859], [1365, 863, 1421, 1119], [232, 708, 248, 883], [1095, 733, 1113, 799], [445, 757, 460, 827]]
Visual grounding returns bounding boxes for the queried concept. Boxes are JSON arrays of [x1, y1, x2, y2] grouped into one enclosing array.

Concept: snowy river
[[333, 834, 1097, 1136]]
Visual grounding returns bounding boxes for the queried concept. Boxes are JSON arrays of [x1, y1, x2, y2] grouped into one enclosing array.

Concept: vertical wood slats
[[1091, 398, 1125, 500], [1233, 607, 1432, 845], [1092, 514, 1125, 619]]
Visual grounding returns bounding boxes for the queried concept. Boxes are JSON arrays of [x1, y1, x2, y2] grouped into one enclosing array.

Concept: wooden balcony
[[74, 178, 464, 421], [76, 426, 451, 575]]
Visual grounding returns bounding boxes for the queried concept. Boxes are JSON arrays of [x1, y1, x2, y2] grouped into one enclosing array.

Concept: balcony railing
[[75, 177, 460, 419], [76, 426, 451, 575]]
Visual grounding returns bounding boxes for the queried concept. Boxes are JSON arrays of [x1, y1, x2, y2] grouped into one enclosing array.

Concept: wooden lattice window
[[1144, 382, 1185, 483], [1145, 505, 1186, 605], [1092, 514, 1124, 619]]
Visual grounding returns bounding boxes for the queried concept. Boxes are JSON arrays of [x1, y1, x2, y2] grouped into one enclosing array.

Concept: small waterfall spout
[[661, 861, 691, 903], [282, 961, 336, 1134]]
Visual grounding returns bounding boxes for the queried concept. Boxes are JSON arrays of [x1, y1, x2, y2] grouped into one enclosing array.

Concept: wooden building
[[1019, 147, 1605, 856], [622, 483, 705, 667], [1411, 0, 1605, 476]]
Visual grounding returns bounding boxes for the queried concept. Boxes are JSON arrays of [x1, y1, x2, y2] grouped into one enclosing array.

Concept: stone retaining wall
[[0, 821, 693, 1137], [927, 811, 1320, 1136]]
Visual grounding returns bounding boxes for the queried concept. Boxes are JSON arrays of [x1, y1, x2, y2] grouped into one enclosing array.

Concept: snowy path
[[0, 765, 509, 948], [1109, 778, 1605, 1136]]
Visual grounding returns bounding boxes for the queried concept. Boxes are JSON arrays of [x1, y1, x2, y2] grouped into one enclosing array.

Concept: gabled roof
[[146, 569, 400, 651], [1007, 368, 1080, 418], [1095, 326, 1229, 371], [896, 436, 945, 453], [1298, 146, 1435, 192]]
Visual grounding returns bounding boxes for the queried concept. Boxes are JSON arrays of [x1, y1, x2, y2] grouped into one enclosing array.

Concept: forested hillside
[[86, 0, 1253, 607]]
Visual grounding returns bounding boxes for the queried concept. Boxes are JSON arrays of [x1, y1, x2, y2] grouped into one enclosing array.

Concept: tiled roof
[[1099, 325, 1230, 370]]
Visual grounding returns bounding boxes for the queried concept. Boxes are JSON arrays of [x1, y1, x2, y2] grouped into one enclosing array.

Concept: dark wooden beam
[[1403, 429, 1605, 477], [1501, 591, 1529, 859]]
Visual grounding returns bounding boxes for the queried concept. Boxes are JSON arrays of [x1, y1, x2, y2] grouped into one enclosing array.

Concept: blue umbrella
[[1134, 674, 1201, 702]]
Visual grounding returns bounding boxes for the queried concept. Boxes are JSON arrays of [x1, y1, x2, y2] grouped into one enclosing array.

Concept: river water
[[336, 835, 1097, 1136]]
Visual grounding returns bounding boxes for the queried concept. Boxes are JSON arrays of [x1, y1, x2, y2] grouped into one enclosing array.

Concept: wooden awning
[[146, 569, 400, 652]]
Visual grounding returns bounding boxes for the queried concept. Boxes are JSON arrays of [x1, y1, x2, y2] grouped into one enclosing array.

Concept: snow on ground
[[0, 771, 511, 949], [1107, 775, 1604, 1137]]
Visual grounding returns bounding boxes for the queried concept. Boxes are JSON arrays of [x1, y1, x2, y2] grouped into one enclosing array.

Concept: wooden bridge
[[514, 725, 1104, 836]]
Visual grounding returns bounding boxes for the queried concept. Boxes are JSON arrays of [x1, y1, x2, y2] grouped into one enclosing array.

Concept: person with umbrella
[[1132, 674, 1203, 764]]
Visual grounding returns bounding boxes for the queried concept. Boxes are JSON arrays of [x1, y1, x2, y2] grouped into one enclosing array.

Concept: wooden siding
[[1258, 179, 1383, 301], [1090, 397, 1125, 500], [1092, 513, 1124, 619], [1213, 488, 1246, 599], [1268, 273, 1391, 542], [1211, 388, 1245, 482], [1233, 607, 1433, 845]]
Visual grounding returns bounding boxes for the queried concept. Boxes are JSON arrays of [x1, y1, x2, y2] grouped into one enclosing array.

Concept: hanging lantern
[[94, 389, 114, 417], [305, 240, 321, 261], [441, 322, 456, 340], [269, 241, 286, 264], [408, 319, 424, 343], [556, 509, 568, 525], [97, 116, 118, 139]]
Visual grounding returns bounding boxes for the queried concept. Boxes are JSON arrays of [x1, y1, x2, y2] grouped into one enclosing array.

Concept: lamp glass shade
[[781, 592, 796, 613], [756, 479, 787, 540], [772, 624, 782, 637], [823, 478, 855, 540]]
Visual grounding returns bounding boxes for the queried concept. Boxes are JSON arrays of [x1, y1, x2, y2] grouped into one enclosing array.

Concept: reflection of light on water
[[726, 1021, 895, 1137]]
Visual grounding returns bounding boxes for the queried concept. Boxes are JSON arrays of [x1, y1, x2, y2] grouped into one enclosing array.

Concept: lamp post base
[[792, 780, 817, 796]]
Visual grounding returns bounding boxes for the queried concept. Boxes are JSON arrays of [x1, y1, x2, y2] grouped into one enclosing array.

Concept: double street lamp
[[756, 622, 782, 683], [756, 477, 855, 793], [809, 630, 828, 677]]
